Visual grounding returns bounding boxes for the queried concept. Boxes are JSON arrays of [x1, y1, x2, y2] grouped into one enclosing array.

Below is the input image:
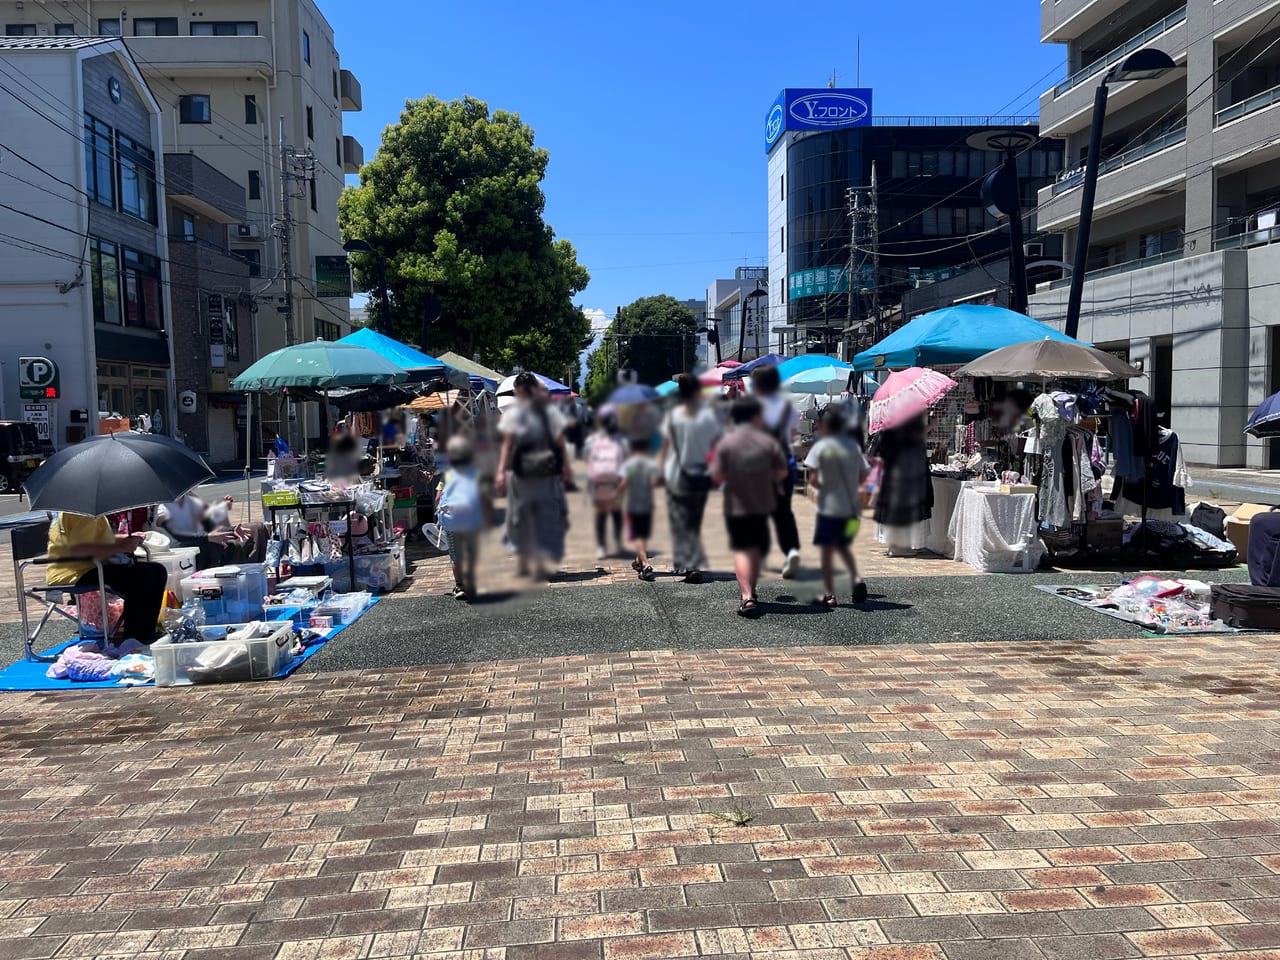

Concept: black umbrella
[[23, 432, 215, 517]]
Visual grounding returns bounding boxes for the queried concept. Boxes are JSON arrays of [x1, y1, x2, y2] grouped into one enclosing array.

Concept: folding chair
[[11, 513, 116, 663]]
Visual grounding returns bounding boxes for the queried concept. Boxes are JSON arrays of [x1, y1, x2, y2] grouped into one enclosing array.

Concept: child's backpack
[[437, 469, 482, 533], [587, 434, 625, 499]]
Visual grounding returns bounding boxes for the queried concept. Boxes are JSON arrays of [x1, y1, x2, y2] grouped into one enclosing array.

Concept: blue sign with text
[[766, 88, 873, 152]]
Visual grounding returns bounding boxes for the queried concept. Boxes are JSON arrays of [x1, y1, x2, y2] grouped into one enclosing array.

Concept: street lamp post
[[1064, 48, 1179, 340], [699, 313, 722, 365], [342, 238, 391, 337]]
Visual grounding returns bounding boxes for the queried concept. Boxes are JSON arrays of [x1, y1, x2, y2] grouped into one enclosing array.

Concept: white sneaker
[[781, 549, 800, 579], [596, 545, 606, 560]]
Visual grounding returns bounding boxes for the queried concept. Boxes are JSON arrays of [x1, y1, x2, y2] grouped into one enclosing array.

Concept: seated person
[[46, 513, 167, 644], [326, 432, 364, 479], [157, 493, 266, 566]]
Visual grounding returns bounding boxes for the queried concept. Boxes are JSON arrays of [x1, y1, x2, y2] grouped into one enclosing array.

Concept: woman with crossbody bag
[[659, 373, 721, 583], [497, 373, 573, 580]]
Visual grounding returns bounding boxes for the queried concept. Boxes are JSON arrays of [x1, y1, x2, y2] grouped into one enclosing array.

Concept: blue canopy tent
[[723, 353, 788, 380], [851, 305, 1084, 372], [777, 354, 851, 381], [338, 328, 469, 389]]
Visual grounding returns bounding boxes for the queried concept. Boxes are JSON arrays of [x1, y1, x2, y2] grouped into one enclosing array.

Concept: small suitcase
[[1249, 510, 1280, 586], [1210, 583, 1280, 629]]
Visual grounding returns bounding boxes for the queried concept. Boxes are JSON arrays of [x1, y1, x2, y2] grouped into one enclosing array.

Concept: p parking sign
[[19, 357, 59, 400]]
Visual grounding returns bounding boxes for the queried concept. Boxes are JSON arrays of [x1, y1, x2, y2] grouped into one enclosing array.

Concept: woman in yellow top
[[46, 514, 168, 644]]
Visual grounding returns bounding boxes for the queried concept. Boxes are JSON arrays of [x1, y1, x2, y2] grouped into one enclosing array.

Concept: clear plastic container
[[180, 564, 269, 624], [152, 621, 296, 686], [312, 591, 372, 625], [151, 547, 201, 596]]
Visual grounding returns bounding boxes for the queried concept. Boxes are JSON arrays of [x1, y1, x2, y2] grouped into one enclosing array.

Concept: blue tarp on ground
[[0, 599, 379, 692], [851, 305, 1085, 371]]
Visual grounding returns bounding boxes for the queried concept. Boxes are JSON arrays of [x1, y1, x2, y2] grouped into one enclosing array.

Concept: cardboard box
[[1228, 504, 1273, 557]]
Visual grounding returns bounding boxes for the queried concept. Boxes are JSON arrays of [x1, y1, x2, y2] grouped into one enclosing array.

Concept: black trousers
[[76, 561, 167, 644], [772, 474, 800, 555]]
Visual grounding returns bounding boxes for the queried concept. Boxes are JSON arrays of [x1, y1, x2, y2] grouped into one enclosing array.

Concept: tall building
[[765, 88, 1063, 358], [0, 0, 363, 451], [0, 37, 171, 448], [1029, 0, 1280, 467]]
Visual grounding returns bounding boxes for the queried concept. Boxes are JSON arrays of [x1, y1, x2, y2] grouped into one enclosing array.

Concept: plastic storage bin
[[312, 592, 372, 625], [151, 546, 201, 596], [153, 621, 296, 686], [180, 564, 270, 624]]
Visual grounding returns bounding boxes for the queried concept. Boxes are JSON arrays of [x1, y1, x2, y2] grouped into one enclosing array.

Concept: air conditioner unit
[[1024, 242, 1044, 258], [236, 223, 262, 240]]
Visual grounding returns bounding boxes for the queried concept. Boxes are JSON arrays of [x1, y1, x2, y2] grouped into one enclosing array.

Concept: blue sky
[[328, 0, 1062, 331]]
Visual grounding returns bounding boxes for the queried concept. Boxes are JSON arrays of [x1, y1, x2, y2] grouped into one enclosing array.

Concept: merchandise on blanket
[[1138, 519, 1238, 568], [152, 620, 297, 686], [1188, 502, 1228, 540], [46, 638, 151, 683], [312, 591, 372, 625], [1084, 578, 1232, 634], [179, 564, 269, 624], [1110, 575, 1187, 601], [1210, 583, 1280, 630]]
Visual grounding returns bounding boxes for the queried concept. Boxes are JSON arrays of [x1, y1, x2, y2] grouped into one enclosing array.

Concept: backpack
[[587, 434, 625, 497], [436, 469, 482, 534]]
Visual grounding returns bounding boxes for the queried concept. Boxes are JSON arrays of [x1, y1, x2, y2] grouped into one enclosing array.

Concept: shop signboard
[[314, 256, 352, 298], [207, 294, 225, 343], [766, 88, 873, 152], [788, 266, 851, 300], [22, 401, 53, 443]]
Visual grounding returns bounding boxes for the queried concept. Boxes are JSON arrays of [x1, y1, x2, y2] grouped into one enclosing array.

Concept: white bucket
[[152, 547, 201, 596]]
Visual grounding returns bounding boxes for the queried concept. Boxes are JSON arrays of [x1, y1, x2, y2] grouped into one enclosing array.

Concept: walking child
[[711, 397, 789, 618], [586, 413, 626, 559], [436, 435, 484, 601], [803, 406, 871, 607], [616, 437, 660, 581]]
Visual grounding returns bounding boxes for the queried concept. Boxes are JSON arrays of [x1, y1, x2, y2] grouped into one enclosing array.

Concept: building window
[[190, 21, 257, 36], [121, 247, 163, 331], [84, 115, 115, 208], [234, 248, 261, 278], [779, 175, 784, 201], [90, 239, 122, 326], [133, 17, 178, 36], [309, 176, 317, 212], [98, 18, 122, 35], [178, 212, 195, 240], [54, 23, 75, 35], [939, 150, 954, 176], [5, 24, 36, 35], [891, 151, 906, 178], [244, 94, 258, 124], [306, 105, 314, 140], [332, 69, 339, 100], [180, 94, 211, 124], [302, 29, 311, 64], [317, 319, 339, 342], [247, 170, 261, 201], [116, 132, 157, 224], [779, 226, 784, 253], [336, 138, 343, 167]]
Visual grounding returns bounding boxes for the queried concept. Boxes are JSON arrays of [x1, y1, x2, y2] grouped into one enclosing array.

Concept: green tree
[[584, 296, 697, 404], [338, 96, 590, 376]]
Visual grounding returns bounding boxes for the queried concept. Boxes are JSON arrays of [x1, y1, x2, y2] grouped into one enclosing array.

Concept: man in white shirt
[[751, 364, 802, 578], [659, 373, 722, 582], [157, 493, 265, 566]]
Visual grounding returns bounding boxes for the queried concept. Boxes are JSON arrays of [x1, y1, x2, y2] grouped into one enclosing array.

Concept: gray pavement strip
[[0, 568, 1249, 679]]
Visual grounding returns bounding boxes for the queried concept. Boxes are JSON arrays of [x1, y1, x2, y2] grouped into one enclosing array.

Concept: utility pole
[[845, 185, 860, 335], [277, 118, 296, 347], [869, 162, 881, 344]]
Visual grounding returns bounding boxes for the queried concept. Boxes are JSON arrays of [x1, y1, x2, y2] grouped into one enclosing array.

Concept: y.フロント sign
[[765, 88, 874, 152]]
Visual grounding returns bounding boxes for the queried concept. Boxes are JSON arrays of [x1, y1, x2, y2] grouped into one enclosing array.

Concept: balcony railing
[[1048, 246, 1184, 289], [1215, 224, 1280, 251], [1216, 81, 1280, 125], [869, 115, 1038, 127], [1050, 124, 1186, 195], [1053, 6, 1186, 97]]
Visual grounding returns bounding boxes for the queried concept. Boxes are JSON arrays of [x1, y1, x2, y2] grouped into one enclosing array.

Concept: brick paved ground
[[4, 636, 1280, 958]]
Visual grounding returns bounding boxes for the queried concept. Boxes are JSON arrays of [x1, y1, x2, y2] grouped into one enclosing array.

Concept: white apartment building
[[0, 0, 363, 448], [1029, 0, 1280, 467], [0, 37, 173, 448]]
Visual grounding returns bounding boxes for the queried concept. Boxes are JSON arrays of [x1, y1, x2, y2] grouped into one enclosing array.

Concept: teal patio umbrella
[[231, 340, 409, 391]]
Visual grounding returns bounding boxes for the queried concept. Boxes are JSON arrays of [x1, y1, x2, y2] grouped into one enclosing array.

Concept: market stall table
[[927, 474, 965, 558], [264, 496, 356, 592], [948, 483, 1044, 573]]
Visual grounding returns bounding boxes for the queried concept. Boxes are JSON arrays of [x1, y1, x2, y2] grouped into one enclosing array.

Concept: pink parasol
[[868, 366, 957, 435], [698, 363, 742, 387]]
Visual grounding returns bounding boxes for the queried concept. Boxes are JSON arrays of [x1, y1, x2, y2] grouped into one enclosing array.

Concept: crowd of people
[[429, 367, 893, 618]]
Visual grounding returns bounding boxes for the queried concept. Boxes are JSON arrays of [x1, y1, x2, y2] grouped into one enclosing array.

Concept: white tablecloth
[[927, 475, 964, 558], [948, 486, 1044, 573]]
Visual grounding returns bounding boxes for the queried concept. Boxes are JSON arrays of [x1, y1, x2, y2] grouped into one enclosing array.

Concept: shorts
[[627, 513, 653, 540], [814, 515, 861, 547], [447, 530, 479, 566], [726, 514, 771, 554]]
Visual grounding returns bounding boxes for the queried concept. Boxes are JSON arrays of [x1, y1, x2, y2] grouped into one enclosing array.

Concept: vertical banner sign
[[207, 294, 225, 344]]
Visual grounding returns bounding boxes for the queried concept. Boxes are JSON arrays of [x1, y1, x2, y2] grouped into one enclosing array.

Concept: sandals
[[852, 582, 869, 604], [737, 598, 760, 618], [638, 565, 656, 582], [631, 558, 644, 572], [816, 594, 839, 609]]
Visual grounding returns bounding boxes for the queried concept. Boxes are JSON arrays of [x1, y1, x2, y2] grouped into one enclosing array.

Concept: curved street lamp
[[1064, 48, 1181, 339]]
